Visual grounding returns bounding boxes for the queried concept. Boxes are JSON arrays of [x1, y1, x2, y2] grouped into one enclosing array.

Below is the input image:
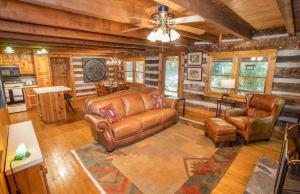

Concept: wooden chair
[[96, 83, 111, 96]]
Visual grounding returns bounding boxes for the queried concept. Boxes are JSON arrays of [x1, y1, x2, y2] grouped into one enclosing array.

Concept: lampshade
[[155, 28, 164, 41], [221, 79, 235, 89], [162, 33, 170, 42], [147, 31, 156, 42], [15, 143, 27, 159], [170, 29, 180, 41]]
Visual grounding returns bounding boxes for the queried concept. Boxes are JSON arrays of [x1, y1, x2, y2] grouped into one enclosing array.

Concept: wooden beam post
[[276, 0, 296, 36]]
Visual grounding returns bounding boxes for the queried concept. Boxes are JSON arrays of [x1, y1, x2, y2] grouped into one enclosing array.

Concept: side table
[[216, 97, 237, 117], [165, 96, 186, 117]]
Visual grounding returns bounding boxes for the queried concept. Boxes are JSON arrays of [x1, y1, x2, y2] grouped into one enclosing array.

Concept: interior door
[[50, 57, 70, 87], [164, 56, 180, 97]]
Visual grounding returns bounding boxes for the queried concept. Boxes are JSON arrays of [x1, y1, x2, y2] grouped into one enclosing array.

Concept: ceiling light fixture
[[106, 57, 122, 66], [146, 5, 180, 43], [36, 48, 48, 55], [4, 46, 15, 54]]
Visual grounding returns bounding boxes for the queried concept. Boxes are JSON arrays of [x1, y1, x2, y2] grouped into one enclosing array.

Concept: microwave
[[0, 66, 20, 77]]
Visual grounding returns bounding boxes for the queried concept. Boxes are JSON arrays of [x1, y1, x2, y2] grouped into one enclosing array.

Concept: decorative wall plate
[[82, 58, 106, 82]]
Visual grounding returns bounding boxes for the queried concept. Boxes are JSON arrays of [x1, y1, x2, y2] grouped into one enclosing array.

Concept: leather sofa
[[225, 94, 285, 144], [85, 90, 178, 151]]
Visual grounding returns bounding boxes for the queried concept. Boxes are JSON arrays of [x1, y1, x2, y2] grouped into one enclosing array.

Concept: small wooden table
[[34, 86, 71, 123], [216, 97, 237, 117], [5, 121, 49, 194]]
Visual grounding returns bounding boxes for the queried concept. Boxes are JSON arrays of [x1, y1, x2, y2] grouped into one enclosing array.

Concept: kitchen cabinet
[[34, 55, 52, 87], [23, 87, 39, 110], [18, 52, 35, 74], [0, 53, 19, 66], [0, 52, 35, 75]]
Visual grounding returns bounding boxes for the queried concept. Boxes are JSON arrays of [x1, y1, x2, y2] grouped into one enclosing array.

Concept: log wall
[[144, 56, 159, 89], [272, 49, 300, 124], [141, 49, 300, 127]]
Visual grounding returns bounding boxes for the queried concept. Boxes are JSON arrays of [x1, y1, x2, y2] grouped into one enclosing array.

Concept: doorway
[[164, 56, 179, 97], [50, 57, 71, 87]]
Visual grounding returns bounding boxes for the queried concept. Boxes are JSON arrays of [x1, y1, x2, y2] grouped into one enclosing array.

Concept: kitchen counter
[[33, 86, 71, 94], [34, 86, 71, 123]]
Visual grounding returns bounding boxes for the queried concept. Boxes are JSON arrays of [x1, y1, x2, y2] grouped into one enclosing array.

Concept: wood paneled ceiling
[[0, 0, 298, 53], [220, 0, 284, 29]]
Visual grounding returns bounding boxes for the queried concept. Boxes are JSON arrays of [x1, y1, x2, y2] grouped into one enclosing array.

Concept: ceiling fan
[[122, 5, 206, 42]]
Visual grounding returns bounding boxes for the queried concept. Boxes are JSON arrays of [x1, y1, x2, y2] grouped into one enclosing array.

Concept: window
[[206, 50, 276, 100], [164, 56, 179, 97], [210, 58, 233, 93], [124, 59, 145, 84], [238, 57, 268, 96]]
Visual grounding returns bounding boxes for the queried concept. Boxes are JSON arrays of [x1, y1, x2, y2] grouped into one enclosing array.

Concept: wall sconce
[[4, 46, 15, 54], [36, 48, 48, 55]]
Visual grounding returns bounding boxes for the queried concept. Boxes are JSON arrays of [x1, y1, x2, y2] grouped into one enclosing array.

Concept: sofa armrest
[[84, 114, 112, 134], [246, 116, 273, 140], [165, 98, 178, 109], [225, 109, 247, 117]]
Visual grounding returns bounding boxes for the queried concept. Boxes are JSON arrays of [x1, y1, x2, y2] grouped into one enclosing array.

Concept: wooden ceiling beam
[[276, 0, 295, 36], [154, 0, 256, 40], [0, 0, 150, 39], [0, 31, 146, 51], [18, 0, 152, 24], [0, 39, 134, 54], [0, 19, 156, 47]]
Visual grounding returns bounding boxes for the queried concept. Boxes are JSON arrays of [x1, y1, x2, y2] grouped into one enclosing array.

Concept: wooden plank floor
[[9, 99, 282, 194]]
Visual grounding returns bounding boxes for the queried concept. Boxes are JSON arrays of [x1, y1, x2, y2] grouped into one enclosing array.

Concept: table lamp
[[220, 79, 236, 98], [15, 143, 30, 160]]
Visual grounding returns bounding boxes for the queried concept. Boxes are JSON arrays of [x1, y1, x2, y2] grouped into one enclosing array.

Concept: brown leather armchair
[[225, 94, 285, 144]]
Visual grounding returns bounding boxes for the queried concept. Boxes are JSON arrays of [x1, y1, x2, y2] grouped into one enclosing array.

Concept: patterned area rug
[[72, 123, 240, 194]]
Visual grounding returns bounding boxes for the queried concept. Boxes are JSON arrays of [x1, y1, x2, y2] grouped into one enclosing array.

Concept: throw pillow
[[152, 94, 167, 109], [99, 103, 122, 123]]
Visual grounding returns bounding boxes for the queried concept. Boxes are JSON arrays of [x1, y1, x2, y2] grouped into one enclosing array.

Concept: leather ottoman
[[205, 117, 237, 147]]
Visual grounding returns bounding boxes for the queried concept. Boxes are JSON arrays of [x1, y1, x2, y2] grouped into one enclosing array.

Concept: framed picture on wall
[[188, 52, 202, 65], [187, 67, 202, 81]]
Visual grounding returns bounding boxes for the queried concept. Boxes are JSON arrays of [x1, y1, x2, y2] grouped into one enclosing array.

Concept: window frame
[[205, 49, 277, 102], [123, 57, 145, 86]]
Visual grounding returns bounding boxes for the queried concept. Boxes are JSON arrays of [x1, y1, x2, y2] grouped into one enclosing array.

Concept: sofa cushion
[[98, 103, 122, 123], [226, 116, 253, 131], [140, 93, 155, 111], [111, 118, 142, 139], [121, 95, 145, 117], [130, 111, 162, 129], [89, 98, 126, 118], [152, 94, 167, 109]]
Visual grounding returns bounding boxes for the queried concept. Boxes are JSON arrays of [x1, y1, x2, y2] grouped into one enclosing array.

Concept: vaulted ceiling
[[0, 0, 298, 55]]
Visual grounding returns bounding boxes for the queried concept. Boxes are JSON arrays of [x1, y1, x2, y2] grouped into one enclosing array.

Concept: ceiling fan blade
[[130, 17, 154, 23], [176, 25, 206, 35], [171, 15, 205, 24], [121, 26, 146, 33]]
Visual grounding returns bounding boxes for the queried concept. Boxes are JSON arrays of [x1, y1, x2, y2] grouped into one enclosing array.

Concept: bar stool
[[64, 93, 75, 112]]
